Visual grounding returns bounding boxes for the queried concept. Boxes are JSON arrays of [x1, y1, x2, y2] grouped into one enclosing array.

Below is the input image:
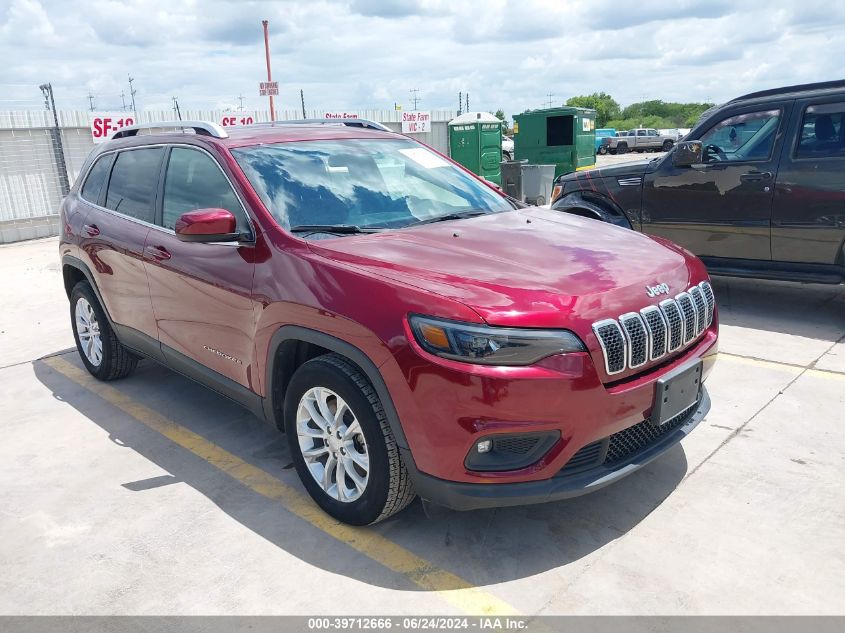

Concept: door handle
[[740, 171, 773, 182], [83, 223, 100, 237], [144, 245, 171, 261]]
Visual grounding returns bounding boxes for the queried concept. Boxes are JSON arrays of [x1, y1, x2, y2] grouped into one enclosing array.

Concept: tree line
[[565, 93, 714, 130]]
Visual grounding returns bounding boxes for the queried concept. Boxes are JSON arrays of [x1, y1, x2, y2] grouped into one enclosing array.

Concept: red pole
[[262, 19, 275, 121]]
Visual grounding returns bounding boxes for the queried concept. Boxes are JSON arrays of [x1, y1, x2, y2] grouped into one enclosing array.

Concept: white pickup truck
[[605, 128, 675, 154]]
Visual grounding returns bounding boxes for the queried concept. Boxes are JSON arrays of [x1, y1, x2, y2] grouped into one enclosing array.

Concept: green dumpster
[[513, 107, 596, 178], [448, 112, 503, 185]]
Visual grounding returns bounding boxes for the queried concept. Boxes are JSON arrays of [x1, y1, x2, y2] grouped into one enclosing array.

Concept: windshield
[[231, 138, 513, 232]]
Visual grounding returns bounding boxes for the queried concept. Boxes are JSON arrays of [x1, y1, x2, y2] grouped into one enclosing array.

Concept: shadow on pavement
[[711, 276, 845, 342], [34, 353, 689, 591]]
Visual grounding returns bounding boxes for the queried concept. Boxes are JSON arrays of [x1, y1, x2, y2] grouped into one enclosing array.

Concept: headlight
[[409, 315, 585, 366]]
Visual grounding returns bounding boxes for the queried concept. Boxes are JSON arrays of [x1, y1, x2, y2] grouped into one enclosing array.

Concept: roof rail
[[251, 118, 393, 132], [730, 79, 845, 103], [111, 121, 229, 140]]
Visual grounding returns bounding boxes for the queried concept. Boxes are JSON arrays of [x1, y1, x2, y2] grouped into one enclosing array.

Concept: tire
[[609, 148, 617, 155], [502, 151, 512, 162], [616, 143, 628, 154], [662, 140, 674, 152], [70, 281, 138, 380], [598, 146, 607, 155], [284, 353, 415, 525]]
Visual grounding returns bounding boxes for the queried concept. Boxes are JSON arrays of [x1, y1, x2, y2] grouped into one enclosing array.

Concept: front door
[[142, 145, 258, 389], [641, 105, 790, 261]]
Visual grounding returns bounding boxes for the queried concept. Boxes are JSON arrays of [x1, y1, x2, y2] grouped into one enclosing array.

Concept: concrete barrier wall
[[0, 109, 456, 243]]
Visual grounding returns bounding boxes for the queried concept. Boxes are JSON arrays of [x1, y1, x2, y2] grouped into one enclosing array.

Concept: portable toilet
[[448, 112, 503, 185], [513, 107, 596, 177]]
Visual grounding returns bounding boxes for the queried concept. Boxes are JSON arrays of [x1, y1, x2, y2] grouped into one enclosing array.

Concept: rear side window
[[161, 148, 247, 232], [104, 148, 164, 223], [80, 155, 112, 204], [796, 102, 845, 159]]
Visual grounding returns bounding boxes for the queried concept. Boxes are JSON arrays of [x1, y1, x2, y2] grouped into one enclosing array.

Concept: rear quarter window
[[796, 102, 845, 159], [80, 154, 112, 205]]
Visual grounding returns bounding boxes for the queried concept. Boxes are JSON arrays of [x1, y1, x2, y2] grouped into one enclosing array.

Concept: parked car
[[60, 119, 718, 525], [607, 128, 675, 154], [551, 80, 845, 284], [605, 128, 675, 154], [502, 134, 514, 161], [595, 128, 616, 154]]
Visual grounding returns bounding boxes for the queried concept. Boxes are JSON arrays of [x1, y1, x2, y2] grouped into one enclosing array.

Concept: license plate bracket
[[651, 360, 703, 426]]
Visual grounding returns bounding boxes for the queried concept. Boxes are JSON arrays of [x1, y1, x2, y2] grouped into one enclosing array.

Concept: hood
[[307, 208, 703, 332], [567, 159, 651, 182]]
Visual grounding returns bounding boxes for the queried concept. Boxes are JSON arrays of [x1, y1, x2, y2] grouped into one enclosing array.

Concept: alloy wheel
[[296, 386, 370, 502], [75, 297, 103, 367]]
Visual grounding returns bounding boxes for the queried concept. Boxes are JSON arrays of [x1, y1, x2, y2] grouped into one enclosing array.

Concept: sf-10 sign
[[90, 112, 135, 143], [401, 111, 431, 133], [220, 114, 255, 127]]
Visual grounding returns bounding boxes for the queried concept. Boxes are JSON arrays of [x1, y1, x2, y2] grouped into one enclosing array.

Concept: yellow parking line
[[43, 355, 519, 616]]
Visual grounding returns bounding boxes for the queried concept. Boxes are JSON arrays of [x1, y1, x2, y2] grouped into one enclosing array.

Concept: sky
[[1, 0, 844, 118]]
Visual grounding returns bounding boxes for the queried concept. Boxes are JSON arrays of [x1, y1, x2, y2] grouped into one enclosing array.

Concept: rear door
[[143, 145, 258, 389], [80, 146, 163, 350], [641, 103, 791, 260], [771, 98, 845, 265]]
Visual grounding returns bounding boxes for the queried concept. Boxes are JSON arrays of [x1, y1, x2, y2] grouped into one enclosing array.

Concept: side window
[[648, 129, 658, 137], [637, 130, 647, 137], [80, 154, 112, 204], [162, 148, 248, 232], [104, 148, 164, 222], [796, 102, 845, 159], [700, 109, 781, 163]]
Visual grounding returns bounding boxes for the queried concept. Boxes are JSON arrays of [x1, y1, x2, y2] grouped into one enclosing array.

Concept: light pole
[[39, 83, 70, 197]]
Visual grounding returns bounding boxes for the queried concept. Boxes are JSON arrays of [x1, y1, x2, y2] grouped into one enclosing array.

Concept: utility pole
[[87, 91, 95, 111], [546, 93, 554, 108], [300, 89, 306, 119], [39, 83, 70, 196], [120, 91, 127, 111], [465, 93, 469, 112], [262, 20, 276, 121], [128, 74, 137, 118], [409, 88, 420, 110], [237, 94, 245, 111], [171, 96, 182, 121], [458, 91, 462, 115]]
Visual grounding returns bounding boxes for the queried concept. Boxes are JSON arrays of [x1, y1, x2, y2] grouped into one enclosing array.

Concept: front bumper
[[403, 389, 710, 511]]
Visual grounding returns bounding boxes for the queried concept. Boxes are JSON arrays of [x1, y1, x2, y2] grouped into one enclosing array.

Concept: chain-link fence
[[0, 109, 456, 244]]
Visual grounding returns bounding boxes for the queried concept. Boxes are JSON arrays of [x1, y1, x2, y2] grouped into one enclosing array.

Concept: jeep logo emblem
[[646, 283, 670, 298]]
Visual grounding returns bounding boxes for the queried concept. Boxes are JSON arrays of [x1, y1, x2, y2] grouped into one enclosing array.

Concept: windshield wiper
[[409, 210, 488, 227], [289, 224, 384, 235]]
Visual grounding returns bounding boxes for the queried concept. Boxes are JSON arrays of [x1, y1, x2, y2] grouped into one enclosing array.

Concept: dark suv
[[552, 80, 845, 284], [60, 120, 718, 525]]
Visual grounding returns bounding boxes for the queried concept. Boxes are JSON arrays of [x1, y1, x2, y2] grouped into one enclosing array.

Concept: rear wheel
[[616, 143, 628, 154], [502, 151, 512, 162], [598, 145, 608, 155], [284, 353, 415, 525], [70, 281, 138, 380], [662, 139, 674, 152]]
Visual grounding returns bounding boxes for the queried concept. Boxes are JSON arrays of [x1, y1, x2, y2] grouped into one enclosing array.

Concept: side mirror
[[174, 208, 240, 243], [672, 140, 703, 167]]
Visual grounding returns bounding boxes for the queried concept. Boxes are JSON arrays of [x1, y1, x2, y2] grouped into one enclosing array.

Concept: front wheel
[[502, 151, 512, 162], [70, 281, 138, 380], [285, 353, 415, 525], [662, 140, 674, 152]]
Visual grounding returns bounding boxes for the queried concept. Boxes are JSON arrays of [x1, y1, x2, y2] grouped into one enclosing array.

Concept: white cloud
[[0, 0, 843, 116]]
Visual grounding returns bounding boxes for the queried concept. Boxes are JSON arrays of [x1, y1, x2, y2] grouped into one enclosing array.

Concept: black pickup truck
[[551, 80, 845, 284]]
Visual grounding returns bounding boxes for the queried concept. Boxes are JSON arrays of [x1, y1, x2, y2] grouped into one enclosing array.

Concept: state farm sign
[[401, 111, 430, 133], [90, 112, 135, 143], [322, 111, 359, 119]]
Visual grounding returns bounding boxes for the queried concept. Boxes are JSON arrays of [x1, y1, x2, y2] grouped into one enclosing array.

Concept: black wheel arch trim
[[265, 326, 413, 456], [552, 191, 634, 229]]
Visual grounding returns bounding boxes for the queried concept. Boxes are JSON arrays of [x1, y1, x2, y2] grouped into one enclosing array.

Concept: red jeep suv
[[59, 120, 718, 525]]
